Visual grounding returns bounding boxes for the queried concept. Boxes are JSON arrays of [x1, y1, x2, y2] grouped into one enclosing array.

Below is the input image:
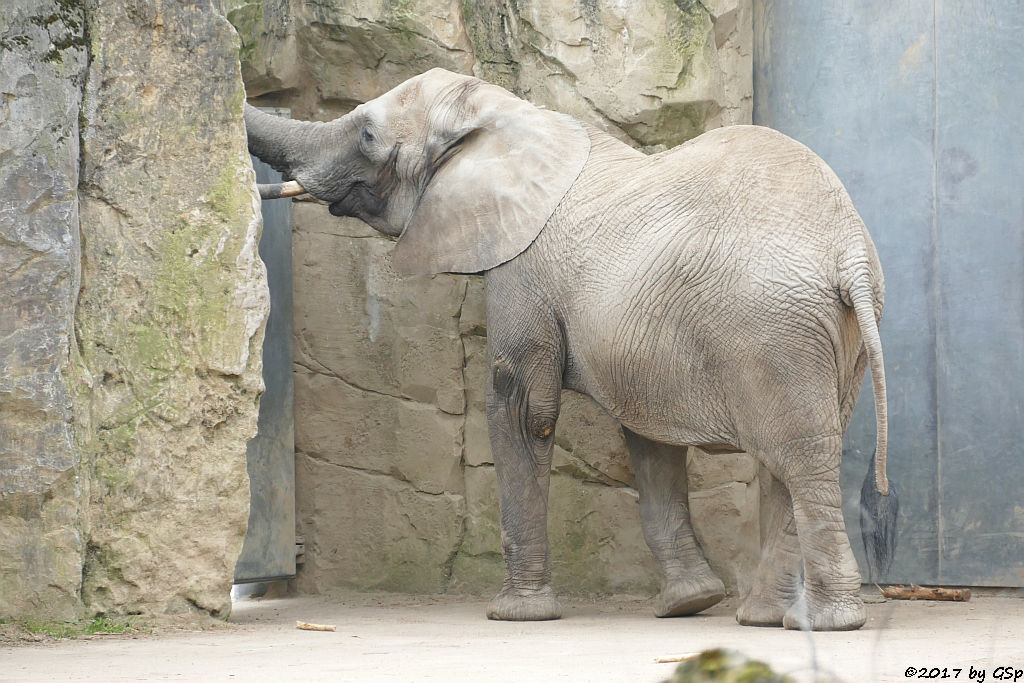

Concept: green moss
[[446, 552, 505, 594], [36, 0, 86, 63], [92, 457, 132, 491], [13, 616, 140, 640], [91, 412, 152, 492], [206, 163, 250, 223], [665, 0, 710, 60], [179, 121, 201, 139], [603, 0, 717, 149], [0, 0, 84, 56], [547, 476, 659, 596], [55, 0, 85, 14], [666, 648, 795, 683], [226, 0, 265, 68], [385, 0, 415, 27], [226, 80, 246, 117], [112, 107, 142, 127], [83, 616, 136, 635], [458, 1, 519, 91], [133, 325, 177, 370], [148, 161, 252, 369], [17, 619, 79, 639], [0, 34, 31, 51], [660, 102, 710, 141], [561, 518, 589, 554], [624, 101, 712, 149], [153, 227, 229, 359], [75, 162, 254, 495]]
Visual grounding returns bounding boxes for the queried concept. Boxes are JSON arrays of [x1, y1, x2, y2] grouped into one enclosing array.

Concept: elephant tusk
[[257, 180, 307, 200]]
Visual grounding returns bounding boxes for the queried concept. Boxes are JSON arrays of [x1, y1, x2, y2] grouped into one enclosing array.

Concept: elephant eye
[[361, 128, 374, 144]]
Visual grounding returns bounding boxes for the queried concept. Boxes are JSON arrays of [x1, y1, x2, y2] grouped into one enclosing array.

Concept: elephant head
[[245, 68, 591, 275]]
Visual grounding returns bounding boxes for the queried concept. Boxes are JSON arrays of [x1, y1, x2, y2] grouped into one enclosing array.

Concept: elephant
[[245, 68, 895, 631]]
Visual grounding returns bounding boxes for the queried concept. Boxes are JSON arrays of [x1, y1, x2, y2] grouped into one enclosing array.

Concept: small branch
[[880, 584, 972, 601], [296, 621, 337, 631], [654, 653, 700, 664]]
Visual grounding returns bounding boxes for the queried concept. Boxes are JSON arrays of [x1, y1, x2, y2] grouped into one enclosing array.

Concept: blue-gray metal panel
[[754, 0, 940, 584], [934, 1, 1024, 586], [234, 152, 296, 583]]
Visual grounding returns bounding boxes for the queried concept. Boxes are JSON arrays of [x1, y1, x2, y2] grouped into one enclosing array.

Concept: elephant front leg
[[623, 430, 725, 617], [485, 354, 564, 622]]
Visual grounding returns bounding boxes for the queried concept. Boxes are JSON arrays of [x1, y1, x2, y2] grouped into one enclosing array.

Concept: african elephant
[[245, 68, 894, 631]]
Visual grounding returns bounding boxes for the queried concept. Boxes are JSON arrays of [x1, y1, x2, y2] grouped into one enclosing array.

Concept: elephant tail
[[845, 273, 889, 496], [845, 269, 899, 578], [860, 449, 899, 579]]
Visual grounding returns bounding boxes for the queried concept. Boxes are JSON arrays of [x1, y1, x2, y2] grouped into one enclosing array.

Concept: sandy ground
[[2, 590, 1022, 682]]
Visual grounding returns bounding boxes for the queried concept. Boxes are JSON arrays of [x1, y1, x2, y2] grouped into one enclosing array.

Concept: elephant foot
[[654, 572, 726, 617], [782, 592, 865, 631], [487, 584, 563, 621], [736, 580, 801, 627], [736, 592, 789, 627]]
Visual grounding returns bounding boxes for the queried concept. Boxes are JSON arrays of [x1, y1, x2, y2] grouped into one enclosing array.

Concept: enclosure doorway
[[755, 0, 1024, 586], [234, 142, 297, 585]]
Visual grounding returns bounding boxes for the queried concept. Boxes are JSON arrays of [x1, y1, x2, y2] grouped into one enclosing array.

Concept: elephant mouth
[[327, 182, 358, 217], [327, 197, 351, 217], [328, 182, 401, 236], [328, 181, 386, 219]]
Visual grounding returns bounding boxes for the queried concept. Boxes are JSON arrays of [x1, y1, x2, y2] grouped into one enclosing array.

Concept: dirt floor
[[2, 589, 1022, 682]]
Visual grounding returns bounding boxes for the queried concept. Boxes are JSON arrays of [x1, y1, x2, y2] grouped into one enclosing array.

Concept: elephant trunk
[[244, 104, 342, 196]]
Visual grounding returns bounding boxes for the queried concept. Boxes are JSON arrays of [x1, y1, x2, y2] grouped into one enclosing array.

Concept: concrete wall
[[231, 0, 759, 598]]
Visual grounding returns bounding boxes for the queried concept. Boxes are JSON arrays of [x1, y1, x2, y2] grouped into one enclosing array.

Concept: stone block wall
[[231, 0, 759, 598], [1, 0, 267, 621]]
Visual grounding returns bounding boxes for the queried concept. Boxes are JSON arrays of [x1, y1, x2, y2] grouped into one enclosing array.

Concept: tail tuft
[[859, 449, 899, 581]]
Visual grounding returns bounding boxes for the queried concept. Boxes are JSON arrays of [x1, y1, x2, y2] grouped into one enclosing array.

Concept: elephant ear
[[392, 80, 590, 275]]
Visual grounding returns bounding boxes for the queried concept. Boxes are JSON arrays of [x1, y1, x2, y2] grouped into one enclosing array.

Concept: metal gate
[[234, 140, 297, 584], [754, 0, 1024, 586]]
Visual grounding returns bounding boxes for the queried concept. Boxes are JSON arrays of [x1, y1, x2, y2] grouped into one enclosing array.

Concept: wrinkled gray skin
[[245, 68, 889, 631]]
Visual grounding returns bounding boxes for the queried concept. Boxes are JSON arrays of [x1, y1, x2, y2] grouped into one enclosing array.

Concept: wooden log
[[296, 621, 337, 632], [880, 584, 972, 601]]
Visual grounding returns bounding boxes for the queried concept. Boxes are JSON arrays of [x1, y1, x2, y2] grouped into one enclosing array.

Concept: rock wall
[[0, 0, 88, 621], [1, 0, 267, 621], [234, 0, 751, 148], [74, 0, 268, 618], [231, 0, 758, 598]]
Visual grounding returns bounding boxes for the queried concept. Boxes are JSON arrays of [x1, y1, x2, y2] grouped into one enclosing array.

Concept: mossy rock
[[665, 649, 796, 683]]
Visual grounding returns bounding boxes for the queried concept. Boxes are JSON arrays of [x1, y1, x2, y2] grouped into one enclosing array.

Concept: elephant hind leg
[[623, 429, 725, 617], [765, 434, 865, 631], [736, 470, 801, 627]]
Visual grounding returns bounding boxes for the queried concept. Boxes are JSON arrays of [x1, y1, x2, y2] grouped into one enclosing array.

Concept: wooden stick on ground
[[296, 621, 337, 632], [880, 584, 971, 601], [654, 653, 700, 664]]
